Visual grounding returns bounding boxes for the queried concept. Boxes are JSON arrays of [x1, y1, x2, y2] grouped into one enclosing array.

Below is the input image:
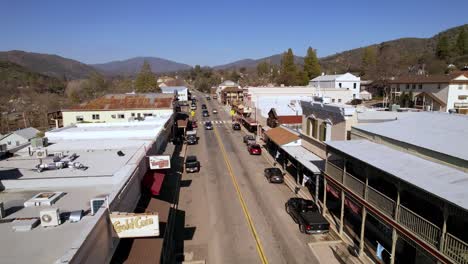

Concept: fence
[[398, 205, 441, 248], [344, 172, 365, 198], [367, 186, 395, 217], [443, 233, 468, 264], [326, 161, 343, 183]]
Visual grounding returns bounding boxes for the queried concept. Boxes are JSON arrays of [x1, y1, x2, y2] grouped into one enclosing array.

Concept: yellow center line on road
[[213, 126, 269, 264]]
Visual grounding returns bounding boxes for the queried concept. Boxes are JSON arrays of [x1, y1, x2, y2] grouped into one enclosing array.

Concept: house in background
[[0, 127, 39, 150], [309, 72, 361, 99], [160, 86, 189, 102], [221, 86, 244, 105], [388, 71, 468, 114], [62, 93, 174, 126], [215, 80, 240, 103]]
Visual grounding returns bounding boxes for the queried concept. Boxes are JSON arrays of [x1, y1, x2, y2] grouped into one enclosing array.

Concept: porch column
[[315, 174, 320, 203], [322, 177, 328, 216], [439, 203, 449, 251], [359, 207, 367, 257], [339, 189, 345, 237], [390, 185, 401, 264], [359, 174, 369, 257]]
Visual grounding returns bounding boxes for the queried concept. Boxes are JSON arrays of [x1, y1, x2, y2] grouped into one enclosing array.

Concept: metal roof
[[353, 112, 468, 161], [310, 72, 359, 82], [281, 145, 323, 174], [326, 140, 468, 211], [0, 127, 40, 141], [63, 93, 173, 111]]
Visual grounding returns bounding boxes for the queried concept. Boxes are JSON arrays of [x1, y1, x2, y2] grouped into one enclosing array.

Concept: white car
[[212, 109, 218, 114]]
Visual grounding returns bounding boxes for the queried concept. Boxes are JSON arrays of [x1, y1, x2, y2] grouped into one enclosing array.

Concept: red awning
[[242, 117, 258, 126], [142, 171, 166, 195]]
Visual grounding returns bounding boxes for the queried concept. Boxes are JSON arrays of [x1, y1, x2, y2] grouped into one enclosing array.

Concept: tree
[[436, 36, 450, 59], [257, 61, 270, 77], [230, 70, 241, 82], [296, 70, 309, 86], [135, 61, 159, 93], [361, 47, 377, 77], [278, 48, 297, 86], [303, 47, 321, 80], [456, 29, 468, 56]]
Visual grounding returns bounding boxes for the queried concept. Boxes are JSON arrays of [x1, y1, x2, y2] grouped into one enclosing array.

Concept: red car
[[248, 144, 262, 155], [192, 121, 198, 128]]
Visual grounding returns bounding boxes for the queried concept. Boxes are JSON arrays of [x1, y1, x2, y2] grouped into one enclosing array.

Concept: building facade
[[0, 127, 39, 150], [309, 72, 361, 99], [62, 94, 174, 126], [160, 86, 189, 101], [388, 72, 468, 114]]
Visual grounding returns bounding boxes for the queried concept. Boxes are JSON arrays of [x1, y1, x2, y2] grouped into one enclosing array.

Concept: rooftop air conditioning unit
[[36, 149, 48, 159], [54, 152, 63, 158], [40, 208, 61, 227]]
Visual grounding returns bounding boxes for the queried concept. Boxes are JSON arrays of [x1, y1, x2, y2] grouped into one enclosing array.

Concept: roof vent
[[24, 192, 65, 207]]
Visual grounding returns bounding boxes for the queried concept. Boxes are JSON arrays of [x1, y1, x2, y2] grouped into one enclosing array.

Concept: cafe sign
[[149, 155, 171, 170], [110, 212, 159, 238]]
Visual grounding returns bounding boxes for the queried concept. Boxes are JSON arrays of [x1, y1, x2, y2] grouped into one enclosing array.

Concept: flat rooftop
[[352, 111, 468, 161], [0, 116, 171, 263], [326, 140, 468, 211]]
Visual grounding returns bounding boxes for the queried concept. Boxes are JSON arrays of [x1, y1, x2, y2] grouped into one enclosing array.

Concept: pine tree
[[456, 29, 468, 56], [278, 48, 297, 86], [257, 61, 270, 77], [303, 47, 321, 80], [296, 70, 310, 86], [135, 61, 159, 93], [361, 47, 377, 76], [436, 36, 450, 59]]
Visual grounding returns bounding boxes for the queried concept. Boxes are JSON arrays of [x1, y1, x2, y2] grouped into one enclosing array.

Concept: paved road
[[175, 92, 320, 264]]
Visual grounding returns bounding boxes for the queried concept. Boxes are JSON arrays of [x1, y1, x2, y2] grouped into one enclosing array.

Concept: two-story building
[[62, 93, 174, 126], [388, 71, 468, 114], [309, 73, 361, 99], [323, 112, 468, 264]]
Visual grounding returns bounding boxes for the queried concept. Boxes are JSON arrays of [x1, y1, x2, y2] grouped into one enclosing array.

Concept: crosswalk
[[204, 120, 233, 125]]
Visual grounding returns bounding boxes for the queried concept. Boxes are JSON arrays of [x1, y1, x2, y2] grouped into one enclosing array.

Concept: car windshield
[[251, 144, 260, 149], [268, 168, 282, 175], [186, 156, 197, 162], [206, 122, 212, 125]]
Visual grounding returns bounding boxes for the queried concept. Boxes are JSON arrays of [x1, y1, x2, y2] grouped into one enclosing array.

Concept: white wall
[[63, 109, 173, 126], [161, 88, 188, 101], [447, 84, 468, 111], [0, 133, 28, 150]]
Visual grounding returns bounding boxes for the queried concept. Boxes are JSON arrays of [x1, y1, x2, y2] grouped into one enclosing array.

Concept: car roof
[[186, 155, 197, 161], [251, 144, 260, 148]]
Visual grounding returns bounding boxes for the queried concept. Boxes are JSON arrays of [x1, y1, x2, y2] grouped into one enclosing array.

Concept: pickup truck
[[186, 130, 197, 145], [285, 198, 329, 234]]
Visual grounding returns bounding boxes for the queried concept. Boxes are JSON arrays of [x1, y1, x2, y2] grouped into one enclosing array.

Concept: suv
[[232, 122, 241, 130], [285, 198, 329, 234], [264, 167, 284, 183], [201, 104, 207, 110], [204, 121, 213, 130], [202, 110, 209, 117], [185, 156, 200, 173]]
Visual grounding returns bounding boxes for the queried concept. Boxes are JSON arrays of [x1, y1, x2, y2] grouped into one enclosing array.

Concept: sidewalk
[[260, 144, 374, 264]]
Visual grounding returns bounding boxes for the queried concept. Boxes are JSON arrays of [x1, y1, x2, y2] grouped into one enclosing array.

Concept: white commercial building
[[0, 127, 39, 150], [160, 86, 189, 102], [215, 80, 240, 103], [62, 93, 174, 126], [309, 72, 361, 99], [0, 115, 173, 264]]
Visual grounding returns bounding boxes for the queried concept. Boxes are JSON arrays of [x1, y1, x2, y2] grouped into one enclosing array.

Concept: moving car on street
[[248, 144, 262, 155], [243, 135, 255, 144], [264, 167, 284, 183], [204, 121, 213, 130], [201, 104, 207, 109], [202, 110, 209, 117], [212, 109, 218, 114], [232, 122, 241, 130], [285, 198, 329, 234], [190, 104, 197, 110], [185, 155, 200, 173]]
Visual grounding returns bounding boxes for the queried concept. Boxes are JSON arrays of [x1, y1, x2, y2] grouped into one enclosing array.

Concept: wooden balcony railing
[[398, 205, 441, 247], [443, 233, 468, 264]]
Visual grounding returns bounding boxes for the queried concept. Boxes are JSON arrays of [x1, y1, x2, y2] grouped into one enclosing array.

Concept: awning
[[241, 117, 258, 126], [281, 145, 322, 174], [177, 119, 188, 128], [264, 126, 300, 146]]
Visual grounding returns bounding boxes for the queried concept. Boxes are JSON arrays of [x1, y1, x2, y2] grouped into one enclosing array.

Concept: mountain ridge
[[92, 56, 192, 76]]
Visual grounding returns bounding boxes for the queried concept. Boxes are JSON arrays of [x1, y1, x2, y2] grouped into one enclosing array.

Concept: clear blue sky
[[1, 0, 467, 66]]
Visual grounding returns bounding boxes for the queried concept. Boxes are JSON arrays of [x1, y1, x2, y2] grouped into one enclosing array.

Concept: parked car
[[206, 96, 211, 100], [204, 121, 213, 130], [202, 110, 209, 117], [285, 198, 329, 234], [201, 104, 207, 110], [232, 122, 241, 130], [264, 167, 284, 183], [243, 135, 255, 144], [212, 109, 218, 114], [186, 130, 197, 145], [248, 144, 262, 155], [191, 120, 198, 129], [190, 104, 197, 110], [185, 155, 200, 173]]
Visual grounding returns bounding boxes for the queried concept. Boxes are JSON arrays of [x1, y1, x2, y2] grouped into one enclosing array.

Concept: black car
[[185, 155, 200, 173], [243, 135, 255, 144], [201, 104, 207, 110], [264, 167, 284, 183], [186, 134, 197, 145], [204, 121, 213, 130], [285, 198, 329, 234], [202, 110, 209, 117], [232, 122, 241, 130], [206, 96, 211, 100]]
